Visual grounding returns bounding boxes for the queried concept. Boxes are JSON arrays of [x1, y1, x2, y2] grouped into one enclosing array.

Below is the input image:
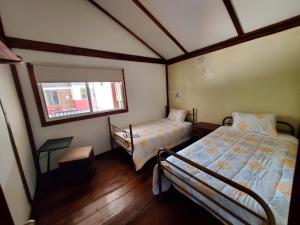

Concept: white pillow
[[167, 108, 187, 122], [232, 112, 277, 137]]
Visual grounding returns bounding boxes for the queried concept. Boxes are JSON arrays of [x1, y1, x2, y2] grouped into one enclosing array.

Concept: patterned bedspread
[[115, 119, 191, 170], [153, 126, 298, 225]]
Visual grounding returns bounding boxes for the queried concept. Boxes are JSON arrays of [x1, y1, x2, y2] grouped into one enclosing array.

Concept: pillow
[[232, 112, 277, 137], [167, 108, 187, 122]]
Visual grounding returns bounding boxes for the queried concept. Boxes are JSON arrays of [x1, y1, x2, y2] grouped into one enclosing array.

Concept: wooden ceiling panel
[[140, 0, 238, 52], [232, 0, 300, 32], [96, 0, 184, 59]]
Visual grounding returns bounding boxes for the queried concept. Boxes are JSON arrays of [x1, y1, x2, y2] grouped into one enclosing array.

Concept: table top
[[38, 136, 74, 153], [192, 122, 221, 130]]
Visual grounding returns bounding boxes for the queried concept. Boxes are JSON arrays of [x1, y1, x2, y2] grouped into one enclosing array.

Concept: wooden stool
[[59, 146, 95, 180]]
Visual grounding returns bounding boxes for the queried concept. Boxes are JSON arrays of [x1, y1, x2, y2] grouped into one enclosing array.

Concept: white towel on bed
[[152, 164, 171, 195]]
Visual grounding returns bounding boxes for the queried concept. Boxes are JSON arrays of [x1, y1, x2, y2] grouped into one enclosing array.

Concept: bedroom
[[0, 0, 299, 225]]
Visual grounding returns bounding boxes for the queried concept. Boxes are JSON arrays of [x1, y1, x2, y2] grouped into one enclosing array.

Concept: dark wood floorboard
[[32, 148, 222, 225]]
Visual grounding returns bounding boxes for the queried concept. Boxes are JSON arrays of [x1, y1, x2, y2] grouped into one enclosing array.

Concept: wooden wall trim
[[0, 16, 5, 40], [87, 0, 165, 60], [288, 140, 300, 225], [26, 64, 47, 127], [0, 99, 32, 203], [167, 15, 300, 65], [165, 65, 169, 109], [6, 37, 166, 64], [0, 185, 14, 225], [132, 0, 188, 54], [223, 0, 243, 35], [10, 65, 40, 175]]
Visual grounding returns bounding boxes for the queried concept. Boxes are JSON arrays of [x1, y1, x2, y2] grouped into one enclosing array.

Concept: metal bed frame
[[222, 116, 295, 136], [108, 107, 196, 157], [157, 117, 296, 225]]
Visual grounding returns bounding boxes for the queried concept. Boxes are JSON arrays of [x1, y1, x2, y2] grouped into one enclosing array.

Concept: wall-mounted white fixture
[[197, 56, 214, 79]]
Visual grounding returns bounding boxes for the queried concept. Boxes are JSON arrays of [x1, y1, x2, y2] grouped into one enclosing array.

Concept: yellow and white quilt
[[153, 126, 298, 225], [115, 119, 191, 170]]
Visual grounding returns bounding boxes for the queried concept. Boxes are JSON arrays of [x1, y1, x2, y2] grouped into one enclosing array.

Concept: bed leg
[[165, 105, 169, 118], [158, 168, 163, 197], [157, 150, 163, 198], [129, 124, 134, 154], [108, 117, 114, 150], [193, 108, 195, 124]]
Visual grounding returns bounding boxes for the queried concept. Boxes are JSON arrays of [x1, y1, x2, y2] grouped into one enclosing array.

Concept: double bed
[[153, 115, 298, 225], [108, 108, 195, 170]]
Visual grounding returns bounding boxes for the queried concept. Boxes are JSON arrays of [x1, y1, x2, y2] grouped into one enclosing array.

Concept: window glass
[[41, 82, 90, 118], [88, 82, 125, 112]]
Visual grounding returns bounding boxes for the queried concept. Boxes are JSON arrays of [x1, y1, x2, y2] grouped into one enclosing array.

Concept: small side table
[[37, 136, 74, 173], [192, 122, 221, 140]]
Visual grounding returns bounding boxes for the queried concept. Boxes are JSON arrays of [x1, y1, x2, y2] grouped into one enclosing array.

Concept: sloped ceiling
[[95, 0, 300, 60], [232, 0, 300, 32], [96, 0, 183, 59], [0, 0, 160, 58], [139, 0, 238, 52]]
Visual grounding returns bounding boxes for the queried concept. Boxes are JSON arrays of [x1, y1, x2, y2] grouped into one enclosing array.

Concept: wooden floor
[[32, 149, 222, 225]]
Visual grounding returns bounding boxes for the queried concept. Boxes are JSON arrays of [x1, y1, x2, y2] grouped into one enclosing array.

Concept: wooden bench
[[59, 146, 95, 180]]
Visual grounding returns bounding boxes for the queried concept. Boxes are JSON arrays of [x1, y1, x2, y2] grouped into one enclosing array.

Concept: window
[[28, 64, 128, 126]]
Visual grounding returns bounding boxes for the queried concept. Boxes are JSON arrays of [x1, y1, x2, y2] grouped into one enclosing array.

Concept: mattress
[[115, 119, 191, 170], [153, 126, 298, 225]]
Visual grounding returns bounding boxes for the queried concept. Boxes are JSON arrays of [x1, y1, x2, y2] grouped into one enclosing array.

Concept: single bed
[[108, 108, 196, 170], [153, 116, 298, 225]]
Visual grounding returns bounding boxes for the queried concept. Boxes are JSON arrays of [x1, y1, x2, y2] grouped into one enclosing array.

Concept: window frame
[[27, 63, 128, 127]]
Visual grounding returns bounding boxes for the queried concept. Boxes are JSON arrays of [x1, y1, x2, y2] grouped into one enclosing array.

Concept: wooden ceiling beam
[[87, 0, 165, 60], [167, 15, 300, 65], [223, 0, 244, 35], [6, 37, 165, 64], [132, 0, 188, 54]]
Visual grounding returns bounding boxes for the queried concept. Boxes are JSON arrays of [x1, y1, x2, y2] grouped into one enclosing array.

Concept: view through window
[[41, 82, 126, 119]]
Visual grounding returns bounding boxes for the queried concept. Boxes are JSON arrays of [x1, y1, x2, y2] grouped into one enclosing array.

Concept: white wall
[[0, 64, 35, 225], [0, 2, 166, 225], [168, 27, 300, 133], [14, 49, 166, 173], [0, 0, 167, 173], [0, 0, 158, 58]]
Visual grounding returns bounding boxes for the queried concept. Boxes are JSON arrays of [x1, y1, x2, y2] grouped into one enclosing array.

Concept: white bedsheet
[[115, 119, 191, 170], [153, 126, 298, 225]]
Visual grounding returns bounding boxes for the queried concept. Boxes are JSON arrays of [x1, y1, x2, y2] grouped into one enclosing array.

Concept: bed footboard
[[157, 148, 276, 225], [108, 117, 134, 155]]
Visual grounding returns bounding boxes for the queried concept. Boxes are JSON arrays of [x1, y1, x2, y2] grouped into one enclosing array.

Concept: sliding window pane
[[88, 82, 125, 112], [41, 82, 91, 118]]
